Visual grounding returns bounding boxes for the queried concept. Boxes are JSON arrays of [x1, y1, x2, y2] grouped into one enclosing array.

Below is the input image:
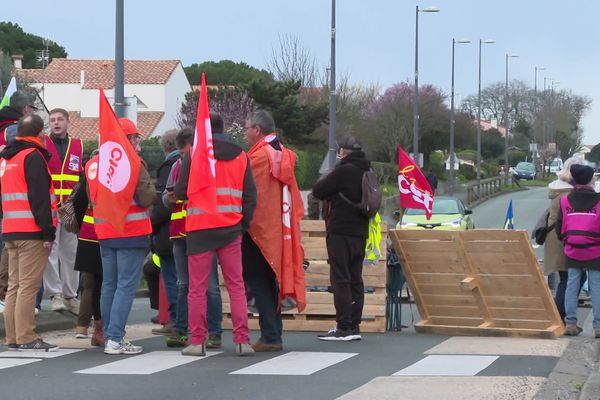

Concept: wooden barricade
[[389, 229, 564, 339], [222, 220, 388, 333]]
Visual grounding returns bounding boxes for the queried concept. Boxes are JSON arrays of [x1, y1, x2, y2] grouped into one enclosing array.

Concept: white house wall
[[34, 83, 82, 112], [158, 63, 191, 137]]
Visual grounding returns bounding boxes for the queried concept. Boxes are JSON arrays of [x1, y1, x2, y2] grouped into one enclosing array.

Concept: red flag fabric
[[397, 146, 434, 220], [94, 88, 141, 232], [187, 73, 217, 214]]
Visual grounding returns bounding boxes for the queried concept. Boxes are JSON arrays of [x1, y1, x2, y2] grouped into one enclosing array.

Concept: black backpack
[[339, 168, 382, 218], [531, 208, 555, 245]]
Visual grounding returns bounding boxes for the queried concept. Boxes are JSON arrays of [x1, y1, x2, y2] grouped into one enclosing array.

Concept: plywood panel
[[390, 229, 564, 339]]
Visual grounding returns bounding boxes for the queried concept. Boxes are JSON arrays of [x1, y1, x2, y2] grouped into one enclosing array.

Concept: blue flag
[[503, 200, 514, 230]]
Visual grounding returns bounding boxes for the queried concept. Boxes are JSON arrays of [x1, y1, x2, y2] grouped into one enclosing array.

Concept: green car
[[397, 196, 475, 230]]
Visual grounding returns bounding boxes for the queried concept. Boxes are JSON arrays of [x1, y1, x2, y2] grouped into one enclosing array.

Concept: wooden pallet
[[390, 229, 564, 339], [221, 220, 388, 333]]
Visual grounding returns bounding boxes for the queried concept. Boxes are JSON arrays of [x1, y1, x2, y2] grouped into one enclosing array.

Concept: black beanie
[[570, 164, 594, 185]]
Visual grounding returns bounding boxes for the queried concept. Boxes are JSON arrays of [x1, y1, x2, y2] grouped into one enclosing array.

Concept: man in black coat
[[312, 135, 370, 341]]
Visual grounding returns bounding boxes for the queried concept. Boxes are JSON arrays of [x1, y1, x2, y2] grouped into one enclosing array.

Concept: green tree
[[245, 78, 328, 145], [0, 22, 67, 69], [184, 60, 272, 86], [588, 143, 600, 163], [480, 128, 504, 160]]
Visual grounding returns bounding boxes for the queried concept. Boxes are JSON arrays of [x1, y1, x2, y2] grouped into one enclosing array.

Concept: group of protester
[[543, 158, 600, 338], [0, 90, 373, 356]]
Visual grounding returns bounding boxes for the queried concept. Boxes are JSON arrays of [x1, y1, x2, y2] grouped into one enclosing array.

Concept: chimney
[[80, 70, 85, 88], [11, 54, 24, 69]]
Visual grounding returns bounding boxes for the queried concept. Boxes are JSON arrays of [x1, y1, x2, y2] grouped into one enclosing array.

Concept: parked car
[[513, 162, 536, 180], [546, 158, 563, 174], [397, 196, 475, 231]]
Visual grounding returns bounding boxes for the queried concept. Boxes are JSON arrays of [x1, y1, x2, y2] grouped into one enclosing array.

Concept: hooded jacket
[[543, 179, 573, 275], [151, 150, 179, 255], [312, 151, 371, 238], [0, 139, 56, 242], [174, 135, 257, 255]]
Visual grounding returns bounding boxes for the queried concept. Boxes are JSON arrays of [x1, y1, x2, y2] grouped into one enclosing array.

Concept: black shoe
[[18, 338, 59, 352], [317, 327, 356, 341], [6, 343, 18, 351], [351, 326, 362, 341], [151, 315, 160, 324]]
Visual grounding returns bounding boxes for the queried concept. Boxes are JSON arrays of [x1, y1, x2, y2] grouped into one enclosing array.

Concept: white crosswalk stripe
[[0, 358, 41, 370], [0, 348, 84, 359], [230, 351, 358, 376], [74, 350, 221, 375], [392, 355, 499, 376]]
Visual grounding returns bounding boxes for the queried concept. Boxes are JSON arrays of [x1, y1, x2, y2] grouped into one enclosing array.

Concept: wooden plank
[[305, 273, 386, 288], [467, 255, 529, 273], [408, 260, 467, 274], [307, 260, 387, 277], [493, 319, 552, 330], [221, 303, 385, 317], [461, 241, 523, 254], [391, 230, 455, 241], [424, 295, 478, 307], [488, 308, 553, 321], [427, 316, 485, 327], [222, 315, 386, 333], [414, 323, 562, 339], [396, 241, 459, 254], [460, 229, 528, 242], [411, 273, 466, 286], [427, 305, 482, 318], [418, 284, 466, 296], [485, 296, 545, 309]]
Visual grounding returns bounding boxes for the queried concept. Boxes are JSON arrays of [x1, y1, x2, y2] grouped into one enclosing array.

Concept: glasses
[[244, 125, 256, 131]]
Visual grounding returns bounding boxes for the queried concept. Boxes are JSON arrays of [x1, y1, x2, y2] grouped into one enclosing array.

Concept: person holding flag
[[242, 109, 306, 352], [174, 76, 257, 356], [88, 90, 155, 355]]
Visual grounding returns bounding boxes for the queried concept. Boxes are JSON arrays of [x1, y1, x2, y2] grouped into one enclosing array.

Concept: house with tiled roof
[[16, 58, 191, 140]]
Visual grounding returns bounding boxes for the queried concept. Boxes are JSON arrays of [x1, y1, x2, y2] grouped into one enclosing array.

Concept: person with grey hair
[[0, 91, 38, 149], [545, 156, 586, 321], [150, 129, 181, 335]]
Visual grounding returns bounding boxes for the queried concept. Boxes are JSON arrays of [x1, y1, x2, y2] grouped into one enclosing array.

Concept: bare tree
[[267, 33, 324, 87]]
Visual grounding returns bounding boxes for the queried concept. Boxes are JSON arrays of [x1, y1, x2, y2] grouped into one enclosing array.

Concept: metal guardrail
[[466, 175, 517, 206]]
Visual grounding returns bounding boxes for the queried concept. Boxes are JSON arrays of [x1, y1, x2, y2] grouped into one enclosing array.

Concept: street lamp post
[[328, 0, 337, 170], [534, 66, 545, 94], [476, 39, 495, 186], [114, 0, 125, 118], [413, 5, 440, 167], [449, 38, 470, 196], [504, 53, 519, 184], [533, 66, 545, 175]]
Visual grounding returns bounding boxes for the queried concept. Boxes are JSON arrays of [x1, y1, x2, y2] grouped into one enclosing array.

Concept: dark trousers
[[326, 233, 366, 331], [78, 272, 102, 326], [555, 269, 587, 321], [143, 258, 160, 310], [242, 234, 282, 344]]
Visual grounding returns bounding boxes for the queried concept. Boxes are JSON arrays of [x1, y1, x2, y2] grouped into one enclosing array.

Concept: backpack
[[531, 208, 555, 245], [339, 168, 382, 218]]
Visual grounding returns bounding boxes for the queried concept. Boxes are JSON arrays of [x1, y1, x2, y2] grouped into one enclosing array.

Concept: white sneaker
[[64, 298, 80, 315], [0, 299, 4, 314], [50, 295, 67, 311], [34, 307, 40, 316], [104, 339, 143, 355]]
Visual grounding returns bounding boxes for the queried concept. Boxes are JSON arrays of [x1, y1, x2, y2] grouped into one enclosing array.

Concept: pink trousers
[[187, 235, 249, 345]]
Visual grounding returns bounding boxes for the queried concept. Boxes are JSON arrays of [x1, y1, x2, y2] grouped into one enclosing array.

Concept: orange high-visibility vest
[[185, 152, 247, 232], [1, 147, 58, 234], [85, 155, 152, 239], [46, 136, 83, 205]]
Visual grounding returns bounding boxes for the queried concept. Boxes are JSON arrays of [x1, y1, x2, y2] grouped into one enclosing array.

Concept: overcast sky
[[5, 0, 600, 144]]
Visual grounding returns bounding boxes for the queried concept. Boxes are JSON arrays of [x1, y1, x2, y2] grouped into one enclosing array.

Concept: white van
[[548, 158, 563, 174]]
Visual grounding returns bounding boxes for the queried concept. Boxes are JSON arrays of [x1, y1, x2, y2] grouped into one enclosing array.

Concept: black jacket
[[151, 153, 179, 255], [174, 135, 257, 255], [0, 140, 56, 242], [556, 186, 600, 270], [312, 151, 370, 238], [0, 106, 22, 143]]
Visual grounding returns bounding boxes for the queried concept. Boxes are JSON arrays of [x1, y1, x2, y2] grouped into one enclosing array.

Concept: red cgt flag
[[397, 146, 434, 220], [187, 73, 217, 213], [94, 88, 141, 232]]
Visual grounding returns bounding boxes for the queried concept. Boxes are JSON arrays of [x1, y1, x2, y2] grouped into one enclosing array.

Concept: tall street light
[[413, 5, 440, 167], [533, 66, 545, 172], [114, 0, 125, 117], [534, 66, 546, 94], [449, 38, 470, 196], [504, 53, 519, 184], [476, 39, 495, 186], [328, 0, 337, 170]]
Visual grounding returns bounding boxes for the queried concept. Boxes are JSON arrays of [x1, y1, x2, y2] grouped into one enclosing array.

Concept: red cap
[[118, 118, 140, 136]]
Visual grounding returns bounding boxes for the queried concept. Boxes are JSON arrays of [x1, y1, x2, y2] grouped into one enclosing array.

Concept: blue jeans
[[173, 240, 222, 335], [158, 254, 178, 323], [565, 268, 600, 328], [100, 246, 146, 343]]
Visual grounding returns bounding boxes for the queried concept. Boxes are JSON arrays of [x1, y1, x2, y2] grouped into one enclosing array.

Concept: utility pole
[[114, 0, 125, 117], [328, 0, 336, 170]]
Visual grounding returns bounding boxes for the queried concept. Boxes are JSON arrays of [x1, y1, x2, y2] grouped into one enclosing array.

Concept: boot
[[91, 320, 105, 347]]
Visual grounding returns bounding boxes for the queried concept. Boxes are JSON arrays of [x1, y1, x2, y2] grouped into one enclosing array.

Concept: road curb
[[579, 340, 600, 400], [0, 310, 78, 338]]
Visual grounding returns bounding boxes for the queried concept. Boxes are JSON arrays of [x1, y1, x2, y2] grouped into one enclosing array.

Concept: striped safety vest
[[185, 152, 247, 232], [78, 207, 98, 243], [0, 147, 58, 234], [46, 136, 83, 205], [169, 159, 186, 239], [85, 155, 152, 240]]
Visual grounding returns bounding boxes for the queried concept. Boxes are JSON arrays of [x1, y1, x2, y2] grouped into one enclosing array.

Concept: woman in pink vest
[[556, 164, 600, 338]]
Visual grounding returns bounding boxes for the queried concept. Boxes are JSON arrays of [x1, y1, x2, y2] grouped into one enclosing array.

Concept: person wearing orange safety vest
[[87, 118, 155, 355], [70, 152, 104, 347], [42, 108, 83, 314], [174, 112, 257, 357], [0, 114, 58, 352]]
